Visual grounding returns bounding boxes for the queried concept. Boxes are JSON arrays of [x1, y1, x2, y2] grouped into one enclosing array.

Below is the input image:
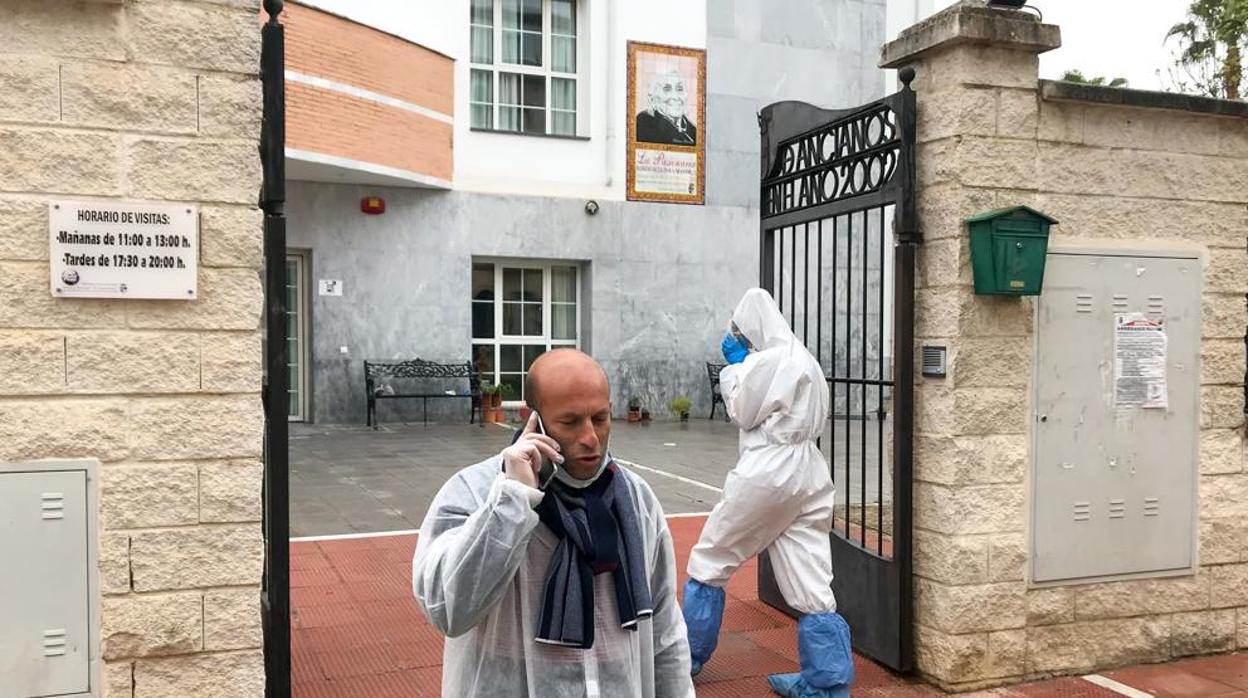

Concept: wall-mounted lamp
[[987, 0, 1042, 20]]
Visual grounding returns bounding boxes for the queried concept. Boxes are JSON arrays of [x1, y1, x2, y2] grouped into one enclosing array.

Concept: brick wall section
[[0, 1, 266, 696], [890, 14, 1248, 691], [282, 1, 454, 181], [286, 82, 453, 180], [283, 2, 452, 116]]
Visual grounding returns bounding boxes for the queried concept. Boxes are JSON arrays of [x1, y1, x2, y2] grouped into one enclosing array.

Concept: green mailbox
[[965, 206, 1058, 296]]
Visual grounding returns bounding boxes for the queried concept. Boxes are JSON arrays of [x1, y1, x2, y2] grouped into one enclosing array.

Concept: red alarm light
[[361, 196, 386, 214]]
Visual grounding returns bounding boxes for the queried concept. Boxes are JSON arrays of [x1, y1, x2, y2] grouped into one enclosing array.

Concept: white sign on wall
[[49, 200, 199, 299], [318, 280, 343, 296]]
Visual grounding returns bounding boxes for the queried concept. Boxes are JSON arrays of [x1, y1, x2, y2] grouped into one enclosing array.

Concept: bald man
[[412, 350, 694, 698]]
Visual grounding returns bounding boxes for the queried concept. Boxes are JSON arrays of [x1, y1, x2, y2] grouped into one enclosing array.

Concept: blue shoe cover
[[799, 612, 854, 688], [682, 579, 725, 674], [768, 673, 851, 697]]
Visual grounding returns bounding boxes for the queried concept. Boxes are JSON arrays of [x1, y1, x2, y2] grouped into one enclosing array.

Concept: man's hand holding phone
[[501, 411, 563, 490]]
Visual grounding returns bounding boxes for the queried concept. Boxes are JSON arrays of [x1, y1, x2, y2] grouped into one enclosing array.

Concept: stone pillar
[[881, 4, 1061, 691], [0, 1, 265, 695]]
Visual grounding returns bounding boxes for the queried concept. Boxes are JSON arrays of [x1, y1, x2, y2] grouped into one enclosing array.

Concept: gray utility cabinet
[[1032, 249, 1200, 584], [0, 460, 100, 698]]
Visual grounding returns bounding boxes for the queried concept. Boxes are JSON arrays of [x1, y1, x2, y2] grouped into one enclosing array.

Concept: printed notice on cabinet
[[1114, 313, 1168, 410]]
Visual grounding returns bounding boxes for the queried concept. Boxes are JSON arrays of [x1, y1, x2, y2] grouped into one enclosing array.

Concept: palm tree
[[1060, 70, 1128, 88], [1165, 0, 1248, 100]]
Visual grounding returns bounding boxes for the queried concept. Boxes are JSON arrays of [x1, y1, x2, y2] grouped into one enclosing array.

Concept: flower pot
[[679, 412, 690, 423], [483, 406, 505, 423], [627, 409, 641, 423]]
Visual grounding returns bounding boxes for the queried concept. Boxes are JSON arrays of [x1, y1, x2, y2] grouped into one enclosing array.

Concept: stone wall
[[883, 4, 1248, 691], [0, 1, 265, 695]]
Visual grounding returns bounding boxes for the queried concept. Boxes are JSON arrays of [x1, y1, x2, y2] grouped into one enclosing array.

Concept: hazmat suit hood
[[730, 288, 793, 352]]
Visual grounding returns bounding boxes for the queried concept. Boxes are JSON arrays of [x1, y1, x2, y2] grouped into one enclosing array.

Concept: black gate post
[[760, 228, 776, 292], [891, 66, 919, 673], [259, 2, 289, 696], [759, 111, 774, 292]]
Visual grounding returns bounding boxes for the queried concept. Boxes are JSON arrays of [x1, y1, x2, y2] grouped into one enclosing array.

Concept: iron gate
[[756, 68, 918, 672]]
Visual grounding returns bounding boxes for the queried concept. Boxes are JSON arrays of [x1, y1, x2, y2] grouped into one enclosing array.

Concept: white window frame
[[472, 259, 582, 406], [469, 0, 587, 137], [286, 253, 310, 422]]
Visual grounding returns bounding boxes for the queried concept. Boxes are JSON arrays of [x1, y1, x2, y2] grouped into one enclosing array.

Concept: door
[[285, 253, 308, 422], [1033, 251, 1200, 583]]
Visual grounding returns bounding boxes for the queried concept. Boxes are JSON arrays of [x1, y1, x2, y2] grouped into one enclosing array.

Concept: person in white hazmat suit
[[683, 288, 853, 697], [412, 349, 694, 698]]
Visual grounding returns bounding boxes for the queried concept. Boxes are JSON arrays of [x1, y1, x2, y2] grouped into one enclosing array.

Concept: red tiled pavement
[[979, 677, 1123, 697], [290, 515, 1248, 697], [1173, 654, 1248, 690], [1104, 655, 1248, 697]]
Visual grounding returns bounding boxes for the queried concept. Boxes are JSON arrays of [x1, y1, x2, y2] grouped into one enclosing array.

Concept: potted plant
[[494, 383, 514, 423], [480, 381, 501, 410], [627, 397, 642, 423], [640, 408, 652, 424], [668, 396, 692, 424], [481, 384, 497, 423], [480, 382, 509, 423]]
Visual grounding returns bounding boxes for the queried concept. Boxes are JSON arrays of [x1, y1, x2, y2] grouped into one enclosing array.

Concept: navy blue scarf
[[508, 430, 653, 648], [534, 462, 653, 648]]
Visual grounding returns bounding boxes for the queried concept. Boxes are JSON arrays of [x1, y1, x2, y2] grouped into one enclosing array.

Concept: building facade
[[283, 0, 923, 423]]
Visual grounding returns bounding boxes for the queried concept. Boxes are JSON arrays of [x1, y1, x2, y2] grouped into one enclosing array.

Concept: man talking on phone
[[412, 349, 694, 698]]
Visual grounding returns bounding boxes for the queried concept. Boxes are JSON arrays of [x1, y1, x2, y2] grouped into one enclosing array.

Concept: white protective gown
[[412, 457, 694, 698], [687, 288, 838, 615]]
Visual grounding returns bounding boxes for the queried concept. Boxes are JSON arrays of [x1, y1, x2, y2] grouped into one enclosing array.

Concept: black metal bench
[[364, 359, 480, 428], [707, 362, 728, 421]]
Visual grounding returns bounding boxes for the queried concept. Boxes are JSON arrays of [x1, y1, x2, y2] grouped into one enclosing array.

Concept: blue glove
[[721, 333, 748, 364]]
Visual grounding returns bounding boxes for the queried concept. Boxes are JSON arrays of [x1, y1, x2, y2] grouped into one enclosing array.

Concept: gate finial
[[899, 67, 915, 88]]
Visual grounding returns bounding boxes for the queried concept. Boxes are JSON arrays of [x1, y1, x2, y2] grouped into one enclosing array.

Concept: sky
[[306, 0, 1200, 93], [931, 0, 1196, 91]]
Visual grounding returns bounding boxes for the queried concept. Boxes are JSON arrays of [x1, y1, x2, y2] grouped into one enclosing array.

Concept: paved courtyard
[[289, 419, 1248, 697], [290, 416, 893, 537], [290, 516, 1248, 697]]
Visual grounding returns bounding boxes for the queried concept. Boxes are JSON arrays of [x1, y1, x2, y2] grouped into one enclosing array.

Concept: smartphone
[[534, 412, 560, 490]]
